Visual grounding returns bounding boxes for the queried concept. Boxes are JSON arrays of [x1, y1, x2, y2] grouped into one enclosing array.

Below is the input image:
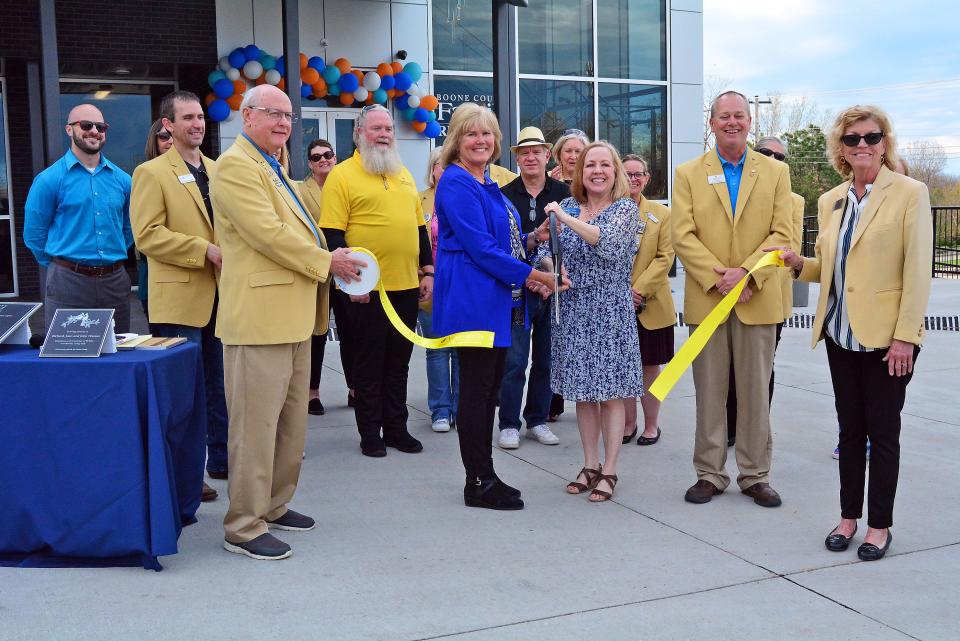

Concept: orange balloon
[[334, 58, 351, 73], [339, 92, 355, 106], [419, 95, 439, 111], [205, 92, 216, 106], [312, 80, 328, 98], [390, 61, 403, 74], [276, 78, 285, 91], [376, 63, 393, 76], [352, 69, 364, 81], [365, 95, 375, 105], [411, 120, 427, 133], [301, 68, 320, 85], [298, 53, 308, 69], [255, 72, 267, 86], [232, 79, 247, 95], [226, 93, 243, 110], [387, 89, 397, 98]]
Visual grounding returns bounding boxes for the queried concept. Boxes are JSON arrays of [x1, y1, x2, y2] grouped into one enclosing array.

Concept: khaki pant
[[222, 340, 310, 543], [690, 315, 775, 491]]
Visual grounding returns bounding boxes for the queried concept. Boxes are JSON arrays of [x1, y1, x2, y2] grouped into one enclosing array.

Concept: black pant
[[727, 321, 783, 439], [826, 338, 918, 529], [331, 288, 357, 391], [309, 333, 327, 390], [351, 288, 419, 440], [456, 346, 507, 479]]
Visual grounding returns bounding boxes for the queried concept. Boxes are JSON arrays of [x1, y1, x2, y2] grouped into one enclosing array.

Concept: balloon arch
[[206, 44, 441, 139]]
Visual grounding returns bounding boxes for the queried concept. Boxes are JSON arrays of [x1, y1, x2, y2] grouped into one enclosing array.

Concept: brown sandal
[[566, 466, 601, 494], [588, 474, 619, 502]]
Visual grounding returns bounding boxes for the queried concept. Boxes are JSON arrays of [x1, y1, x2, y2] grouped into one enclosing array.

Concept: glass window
[[519, 79, 594, 144], [432, 0, 493, 72], [0, 86, 8, 218], [0, 84, 14, 295], [597, 0, 666, 80], [433, 75, 495, 145], [518, 0, 593, 77], [598, 83, 667, 199], [0, 220, 13, 295]]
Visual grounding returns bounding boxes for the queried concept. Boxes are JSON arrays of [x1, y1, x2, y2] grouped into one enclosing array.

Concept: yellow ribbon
[[648, 252, 785, 401], [350, 248, 494, 350]]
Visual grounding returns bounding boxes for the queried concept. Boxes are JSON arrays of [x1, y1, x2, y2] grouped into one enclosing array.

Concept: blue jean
[[498, 295, 552, 431], [418, 308, 460, 422], [150, 318, 228, 473]]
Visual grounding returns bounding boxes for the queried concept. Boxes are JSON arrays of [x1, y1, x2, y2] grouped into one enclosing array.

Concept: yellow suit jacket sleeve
[[671, 165, 725, 294], [894, 182, 933, 343], [632, 203, 673, 299]]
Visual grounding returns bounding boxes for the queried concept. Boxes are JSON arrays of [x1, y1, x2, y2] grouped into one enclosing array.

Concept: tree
[[783, 125, 842, 252], [757, 93, 831, 140], [702, 75, 732, 150]]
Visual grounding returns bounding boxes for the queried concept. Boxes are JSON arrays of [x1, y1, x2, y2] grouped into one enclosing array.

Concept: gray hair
[[239, 84, 274, 111], [353, 104, 392, 146], [709, 90, 750, 119], [756, 136, 788, 153], [425, 147, 443, 188]]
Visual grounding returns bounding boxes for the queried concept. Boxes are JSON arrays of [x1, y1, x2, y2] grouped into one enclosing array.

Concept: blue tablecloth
[[0, 344, 206, 571]]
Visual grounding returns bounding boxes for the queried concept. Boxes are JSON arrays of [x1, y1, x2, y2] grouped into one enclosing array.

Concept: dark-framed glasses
[[69, 120, 109, 133], [248, 106, 299, 123], [528, 197, 537, 222], [309, 151, 335, 162], [626, 171, 650, 180], [755, 147, 786, 161], [840, 132, 884, 147], [156, 130, 172, 142]]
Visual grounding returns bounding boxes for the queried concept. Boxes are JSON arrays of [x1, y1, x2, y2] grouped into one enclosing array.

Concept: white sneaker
[[498, 428, 520, 449], [432, 418, 451, 433], [527, 424, 559, 445]]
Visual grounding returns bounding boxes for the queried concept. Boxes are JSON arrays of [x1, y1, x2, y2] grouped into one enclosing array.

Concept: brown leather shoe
[[684, 479, 722, 504], [741, 482, 782, 507], [201, 481, 218, 502]]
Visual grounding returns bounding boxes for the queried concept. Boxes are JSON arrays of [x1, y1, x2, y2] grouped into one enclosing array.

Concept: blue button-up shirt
[[23, 149, 133, 267], [242, 133, 323, 246], [718, 149, 746, 215]]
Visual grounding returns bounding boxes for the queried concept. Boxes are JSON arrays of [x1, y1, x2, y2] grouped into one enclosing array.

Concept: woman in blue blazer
[[433, 103, 557, 510]]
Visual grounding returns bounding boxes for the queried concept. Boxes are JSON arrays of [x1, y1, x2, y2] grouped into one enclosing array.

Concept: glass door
[[300, 109, 358, 179]]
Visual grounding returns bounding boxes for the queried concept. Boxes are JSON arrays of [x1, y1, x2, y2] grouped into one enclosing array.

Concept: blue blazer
[[433, 164, 533, 347]]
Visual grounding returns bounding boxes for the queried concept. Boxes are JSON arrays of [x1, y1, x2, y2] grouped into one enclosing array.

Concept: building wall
[[669, 0, 705, 173]]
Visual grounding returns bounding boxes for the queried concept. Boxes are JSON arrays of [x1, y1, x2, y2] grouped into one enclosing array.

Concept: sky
[[702, 0, 960, 175]]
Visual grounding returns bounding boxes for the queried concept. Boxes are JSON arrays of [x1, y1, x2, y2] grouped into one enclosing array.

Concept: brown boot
[[741, 482, 781, 507], [201, 481, 218, 502], [684, 479, 722, 504]]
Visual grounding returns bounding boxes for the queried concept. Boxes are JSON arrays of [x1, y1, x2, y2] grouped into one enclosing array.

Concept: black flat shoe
[[824, 524, 857, 551], [308, 398, 325, 415], [383, 432, 423, 453], [464, 477, 524, 510], [360, 435, 387, 458], [622, 427, 638, 444], [637, 427, 661, 446], [857, 530, 892, 561]]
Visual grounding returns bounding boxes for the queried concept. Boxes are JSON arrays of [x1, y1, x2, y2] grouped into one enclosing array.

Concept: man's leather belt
[[52, 257, 125, 277]]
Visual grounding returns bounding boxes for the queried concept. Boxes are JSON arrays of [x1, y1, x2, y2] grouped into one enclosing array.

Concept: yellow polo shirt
[[321, 151, 425, 291]]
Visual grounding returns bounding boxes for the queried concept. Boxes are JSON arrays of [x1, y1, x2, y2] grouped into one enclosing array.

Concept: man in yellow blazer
[[131, 90, 225, 502], [211, 84, 365, 561], [672, 91, 793, 508]]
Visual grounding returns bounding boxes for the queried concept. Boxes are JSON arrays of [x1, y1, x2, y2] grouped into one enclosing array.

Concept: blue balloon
[[425, 110, 437, 123], [403, 108, 417, 122], [393, 72, 412, 92], [379, 74, 395, 91], [244, 44, 262, 62], [307, 56, 325, 71], [300, 83, 312, 98], [328, 84, 340, 96], [275, 56, 286, 76], [322, 65, 341, 84], [208, 99, 231, 122], [372, 89, 388, 104], [228, 48, 247, 69], [260, 55, 277, 71], [414, 107, 430, 123], [213, 78, 234, 99], [337, 73, 359, 93], [208, 70, 227, 88], [393, 95, 409, 110], [402, 62, 423, 83], [424, 120, 442, 138]]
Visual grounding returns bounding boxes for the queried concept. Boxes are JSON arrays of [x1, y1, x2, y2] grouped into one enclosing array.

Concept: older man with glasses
[[494, 126, 571, 449]]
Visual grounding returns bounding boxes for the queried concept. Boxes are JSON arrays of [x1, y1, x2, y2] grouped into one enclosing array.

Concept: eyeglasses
[[309, 151, 335, 162], [755, 147, 786, 161], [247, 106, 299, 123], [562, 128, 586, 138], [156, 130, 172, 142], [626, 171, 650, 180], [528, 197, 537, 222], [841, 132, 884, 147], [69, 120, 109, 133]]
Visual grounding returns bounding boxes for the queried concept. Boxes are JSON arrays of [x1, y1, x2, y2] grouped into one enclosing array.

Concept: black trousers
[[727, 322, 783, 439], [826, 338, 918, 529], [351, 288, 419, 439], [456, 346, 507, 479], [309, 333, 327, 390]]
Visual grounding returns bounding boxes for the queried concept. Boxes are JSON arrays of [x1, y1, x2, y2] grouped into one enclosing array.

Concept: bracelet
[[421, 273, 434, 279]]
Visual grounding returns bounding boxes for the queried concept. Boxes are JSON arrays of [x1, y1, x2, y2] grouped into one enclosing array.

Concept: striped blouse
[[824, 183, 875, 352]]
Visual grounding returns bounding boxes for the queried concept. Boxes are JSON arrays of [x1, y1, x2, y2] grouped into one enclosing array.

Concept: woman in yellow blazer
[[622, 155, 676, 446], [773, 105, 932, 561]]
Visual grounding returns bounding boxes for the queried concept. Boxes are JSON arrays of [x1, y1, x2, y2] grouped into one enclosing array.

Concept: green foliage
[[783, 125, 842, 218]]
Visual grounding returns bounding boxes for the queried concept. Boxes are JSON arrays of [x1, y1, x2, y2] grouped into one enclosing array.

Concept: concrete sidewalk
[[3, 281, 959, 641]]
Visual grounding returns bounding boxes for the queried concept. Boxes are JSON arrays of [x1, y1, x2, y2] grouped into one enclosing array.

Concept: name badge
[[647, 213, 660, 224], [707, 174, 725, 185], [178, 174, 196, 184]]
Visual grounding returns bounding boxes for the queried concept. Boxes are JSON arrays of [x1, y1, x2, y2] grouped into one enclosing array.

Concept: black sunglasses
[[528, 197, 537, 222], [156, 130, 172, 142], [309, 151, 335, 162], [841, 132, 884, 147], [69, 120, 109, 133], [756, 147, 786, 161]]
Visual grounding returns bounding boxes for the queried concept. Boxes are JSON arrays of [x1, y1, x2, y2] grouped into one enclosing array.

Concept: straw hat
[[510, 126, 549, 152]]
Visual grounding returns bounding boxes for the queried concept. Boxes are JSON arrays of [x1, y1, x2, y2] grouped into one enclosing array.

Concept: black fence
[[801, 207, 960, 279]]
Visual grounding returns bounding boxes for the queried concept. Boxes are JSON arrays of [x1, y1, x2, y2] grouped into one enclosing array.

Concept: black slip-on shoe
[[223, 533, 291, 560], [384, 432, 423, 453], [308, 398, 325, 415], [267, 509, 316, 532], [857, 531, 892, 561], [825, 524, 857, 552]]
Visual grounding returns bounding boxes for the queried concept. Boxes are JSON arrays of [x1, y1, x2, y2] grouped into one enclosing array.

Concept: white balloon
[[354, 87, 369, 102], [407, 84, 424, 98], [363, 71, 382, 91], [406, 95, 421, 109], [264, 69, 282, 85], [226, 67, 241, 81], [219, 56, 232, 71], [242, 60, 263, 80]]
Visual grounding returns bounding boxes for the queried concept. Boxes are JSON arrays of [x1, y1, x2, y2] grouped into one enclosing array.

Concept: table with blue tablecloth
[[0, 343, 206, 571]]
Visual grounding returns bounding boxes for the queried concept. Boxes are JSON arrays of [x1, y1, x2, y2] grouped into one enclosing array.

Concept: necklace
[[457, 161, 485, 182], [581, 199, 612, 221]]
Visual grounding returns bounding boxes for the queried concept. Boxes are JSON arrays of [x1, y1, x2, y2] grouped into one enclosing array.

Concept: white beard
[[357, 138, 403, 175]]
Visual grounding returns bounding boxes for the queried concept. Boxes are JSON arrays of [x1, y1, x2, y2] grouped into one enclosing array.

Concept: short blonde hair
[[439, 103, 502, 170], [425, 147, 443, 188], [552, 130, 591, 165], [571, 141, 631, 204], [827, 105, 899, 178]]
